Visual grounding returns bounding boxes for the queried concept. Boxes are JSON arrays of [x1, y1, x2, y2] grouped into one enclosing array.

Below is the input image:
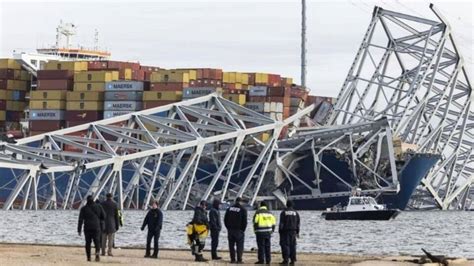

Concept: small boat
[[321, 196, 401, 220]]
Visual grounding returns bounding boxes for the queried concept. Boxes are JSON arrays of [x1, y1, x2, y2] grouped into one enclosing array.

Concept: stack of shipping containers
[[29, 61, 83, 135], [66, 70, 118, 126], [0, 59, 30, 136], [104, 81, 144, 119], [1, 58, 336, 140], [146, 70, 189, 107]]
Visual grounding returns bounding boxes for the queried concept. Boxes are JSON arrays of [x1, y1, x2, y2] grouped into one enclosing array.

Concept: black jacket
[[101, 199, 120, 234], [192, 206, 209, 226], [141, 209, 163, 233], [224, 203, 247, 231], [78, 202, 105, 233], [279, 207, 300, 234], [209, 207, 221, 231]]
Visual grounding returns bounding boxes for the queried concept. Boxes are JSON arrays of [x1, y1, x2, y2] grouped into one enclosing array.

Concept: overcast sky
[[0, 0, 472, 98]]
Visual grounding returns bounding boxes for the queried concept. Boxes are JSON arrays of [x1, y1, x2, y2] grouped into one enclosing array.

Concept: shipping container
[[30, 90, 67, 100], [6, 90, 26, 101], [150, 82, 188, 91], [255, 73, 269, 85], [74, 71, 119, 82], [30, 100, 66, 110], [290, 97, 303, 107], [29, 131, 49, 136], [37, 79, 72, 90], [267, 86, 290, 97], [73, 82, 106, 91], [6, 111, 22, 122], [314, 101, 332, 124], [267, 96, 291, 107], [44, 60, 88, 71], [182, 87, 223, 98], [140, 65, 162, 72], [143, 100, 176, 109], [0, 110, 6, 120], [222, 83, 243, 90], [0, 80, 28, 90], [67, 91, 104, 101], [66, 101, 103, 111], [105, 91, 143, 101], [190, 79, 222, 88], [249, 86, 267, 96], [19, 70, 30, 81], [105, 81, 144, 91], [87, 60, 140, 71], [37, 70, 74, 80], [0, 59, 21, 70], [6, 101, 26, 111], [150, 71, 189, 83], [143, 91, 182, 101], [104, 110, 132, 119], [29, 110, 65, 120], [245, 102, 265, 113], [65, 110, 103, 122], [65, 121, 91, 128], [0, 90, 6, 100], [0, 69, 15, 79], [223, 94, 246, 105], [30, 120, 64, 131], [104, 101, 142, 111]]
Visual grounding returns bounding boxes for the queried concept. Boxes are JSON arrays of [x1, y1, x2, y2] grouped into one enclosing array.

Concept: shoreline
[[0, 243, 471, 265]]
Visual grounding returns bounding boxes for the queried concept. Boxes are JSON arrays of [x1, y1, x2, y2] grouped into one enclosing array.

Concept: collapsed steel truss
[[0, 94, 312, 210], [324, 5, 473, 209], [272, 118, 401, 203]]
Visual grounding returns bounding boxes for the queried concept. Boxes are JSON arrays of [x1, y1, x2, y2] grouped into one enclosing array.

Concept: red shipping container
[[268, 74, 282, 87], [143, 100, 176, 109], [283, 106, 291, 119], [65, 111, 103, 122], [0, 69, 15, 79], [267, 96, 291, 107], [150, 82, 188, 91], [88, 60, 140, 71], [29, 120, 64, 131], [191, 79, 221, 88], [37, 70, 74, 80], [223, 88, 248, 95], [144, 71, 152, 81], [247, 73, 256, 85], [66, 121, 94, 127], [131, 69, 145, 81], [267, 87, 291, 97], [37, 79, 73, 90], [0, 100, 6, 109]]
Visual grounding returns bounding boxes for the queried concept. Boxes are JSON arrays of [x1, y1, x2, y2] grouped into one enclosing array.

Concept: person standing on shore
[[101, 193, 120, 256], [224, 197, 247, 264], [208, 199, 222, 260], [279, 200, 300, 265], [253, 201, 276, 264], [190, 200, 209, 262], [141, 201, 163, 258], [78, 195, 105, 262]]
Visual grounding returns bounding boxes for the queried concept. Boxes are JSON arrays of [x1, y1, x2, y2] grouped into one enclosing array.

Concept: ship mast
[[301, 0, 307, 89]]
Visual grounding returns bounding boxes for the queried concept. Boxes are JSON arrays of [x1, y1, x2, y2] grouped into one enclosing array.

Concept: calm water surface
[[0, 210, 472, 257]]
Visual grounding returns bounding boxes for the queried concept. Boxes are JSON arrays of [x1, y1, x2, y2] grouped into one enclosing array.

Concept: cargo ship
[[0, 22, 438, 211]]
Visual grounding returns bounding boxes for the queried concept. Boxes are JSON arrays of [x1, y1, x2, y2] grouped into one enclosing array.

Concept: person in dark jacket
[[253, 201, 276, 264], [95, 199, 105, 255], [191, 200, 209, 262], [78, 195, 105, 262], [279, 200, 300, 264], [141, 201, 163, 258], [101, 193, 120, 256], [208, 199, 222, 260], [224, 197, 248, 264]]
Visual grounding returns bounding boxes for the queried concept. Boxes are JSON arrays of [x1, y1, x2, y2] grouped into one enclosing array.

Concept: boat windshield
[[350, 198, 362, 205], [368, 198, 377, 205]]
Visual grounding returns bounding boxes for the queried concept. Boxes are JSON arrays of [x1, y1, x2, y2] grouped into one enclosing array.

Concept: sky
[[0, 0, 472, 98]]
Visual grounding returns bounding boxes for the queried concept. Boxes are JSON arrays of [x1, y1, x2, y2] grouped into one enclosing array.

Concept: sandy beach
[[0, 243, 471, 265]]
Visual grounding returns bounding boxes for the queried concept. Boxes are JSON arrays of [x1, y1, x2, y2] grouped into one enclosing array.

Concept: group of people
[[77, 193, 121, 262], [77, 195, 300, 265], [186, 197, 300, 264]]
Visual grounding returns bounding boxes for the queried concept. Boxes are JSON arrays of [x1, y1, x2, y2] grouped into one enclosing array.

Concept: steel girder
[[324, 5, 473, 209], [0, 94, 312, 210]]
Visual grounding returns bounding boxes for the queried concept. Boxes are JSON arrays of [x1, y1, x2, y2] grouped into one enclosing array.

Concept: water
[[0, 210, 472, 258]]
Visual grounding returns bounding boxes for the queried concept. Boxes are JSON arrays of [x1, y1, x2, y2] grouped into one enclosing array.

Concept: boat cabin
[[345, 196, 385, 211]]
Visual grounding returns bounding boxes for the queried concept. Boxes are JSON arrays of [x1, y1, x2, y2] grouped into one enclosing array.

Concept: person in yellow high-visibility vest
[[253, 201, 276, 264]]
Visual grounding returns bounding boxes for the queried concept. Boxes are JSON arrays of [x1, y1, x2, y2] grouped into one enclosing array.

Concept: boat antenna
[[301, 0, 307, 89]]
